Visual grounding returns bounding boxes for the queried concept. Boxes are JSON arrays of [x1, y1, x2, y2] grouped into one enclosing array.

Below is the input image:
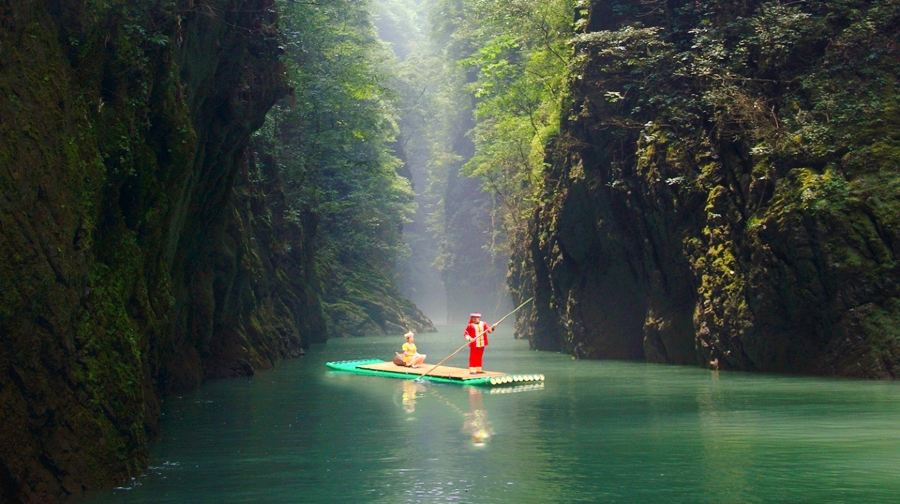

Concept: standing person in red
[[464, 313, 493, 374]]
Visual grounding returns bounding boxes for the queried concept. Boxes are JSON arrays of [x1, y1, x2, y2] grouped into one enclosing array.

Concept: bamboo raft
[[326, 359, 545, 387]]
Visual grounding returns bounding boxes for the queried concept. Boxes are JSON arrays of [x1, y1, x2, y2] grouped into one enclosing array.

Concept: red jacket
[[465, 321, 492, 348]]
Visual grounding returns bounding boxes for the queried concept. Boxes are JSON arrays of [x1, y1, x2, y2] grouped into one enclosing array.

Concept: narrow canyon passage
[[0, 0, 896, 502]]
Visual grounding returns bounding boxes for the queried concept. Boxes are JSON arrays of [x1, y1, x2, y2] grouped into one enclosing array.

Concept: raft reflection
[[395, 378, 543, 446], [485, 382, 544, 394]]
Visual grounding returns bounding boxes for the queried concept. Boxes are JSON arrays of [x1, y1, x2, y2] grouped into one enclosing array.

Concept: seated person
[[396, 331, 426, 368]]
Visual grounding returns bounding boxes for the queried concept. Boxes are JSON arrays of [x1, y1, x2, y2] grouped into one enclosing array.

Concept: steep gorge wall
[[516, 0, 898, 377], [198, 146, 326, 379], [0, 1, 323, 501]]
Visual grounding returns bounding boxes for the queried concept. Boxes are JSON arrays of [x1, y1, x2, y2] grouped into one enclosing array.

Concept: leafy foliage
[[460, 0, 574, 235], [260, 0, 422, 334], [449, 0, 576, 242]]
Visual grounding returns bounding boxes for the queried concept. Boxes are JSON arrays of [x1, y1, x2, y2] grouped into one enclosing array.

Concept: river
[[85, 326, 900, 503]]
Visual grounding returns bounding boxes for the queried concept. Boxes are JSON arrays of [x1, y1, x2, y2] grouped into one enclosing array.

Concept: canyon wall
[[0, 1, 323, 500], [515, 0, 898, 377]]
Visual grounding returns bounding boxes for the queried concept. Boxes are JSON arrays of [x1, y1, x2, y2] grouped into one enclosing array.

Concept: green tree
[[441, 0, 575, 249], [258, 0, 432, 335]]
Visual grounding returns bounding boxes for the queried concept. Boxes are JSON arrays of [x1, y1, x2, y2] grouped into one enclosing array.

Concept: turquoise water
[[85, 326, 900, 503]]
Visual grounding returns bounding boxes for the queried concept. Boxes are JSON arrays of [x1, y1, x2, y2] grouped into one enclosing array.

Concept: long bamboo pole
[[415, 297, 534, 383]]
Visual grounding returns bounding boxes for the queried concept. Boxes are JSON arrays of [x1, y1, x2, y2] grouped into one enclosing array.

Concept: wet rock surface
[[513, 0, 898, 377], [0, 1, 320, 501]]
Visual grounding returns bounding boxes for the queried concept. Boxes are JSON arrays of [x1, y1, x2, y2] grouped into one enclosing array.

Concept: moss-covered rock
[[320, 264, 435, 338], [0, 1, 323, 501], [515, 0, 898, 377]]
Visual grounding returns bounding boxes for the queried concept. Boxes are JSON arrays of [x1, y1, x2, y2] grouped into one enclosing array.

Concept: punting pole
[[415, 297, 535, 383]]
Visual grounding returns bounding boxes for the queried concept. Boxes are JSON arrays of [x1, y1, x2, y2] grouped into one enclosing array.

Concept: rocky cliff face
[[515, 0, 898, 377], [0, 1, 322, 501], [198, 146, 326, 379]]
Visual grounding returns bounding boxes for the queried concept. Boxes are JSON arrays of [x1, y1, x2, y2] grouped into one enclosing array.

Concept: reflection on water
[[486, 382, 544, 395], [398, 381, 503, 447], [400, 380, 424, 414], [85, 326, 900, 504], [462, 388, 493, 447]]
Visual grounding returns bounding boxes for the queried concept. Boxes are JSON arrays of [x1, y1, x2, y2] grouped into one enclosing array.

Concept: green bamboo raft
[[326, 359, 545, 387]]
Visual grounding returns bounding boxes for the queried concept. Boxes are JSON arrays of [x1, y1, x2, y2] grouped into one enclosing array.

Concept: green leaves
[[265, 0, 415, 278], [451, 0, 576, 235]]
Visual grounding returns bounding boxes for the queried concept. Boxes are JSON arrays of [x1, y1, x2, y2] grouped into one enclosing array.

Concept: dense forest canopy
[[259, 0, 432, 336]]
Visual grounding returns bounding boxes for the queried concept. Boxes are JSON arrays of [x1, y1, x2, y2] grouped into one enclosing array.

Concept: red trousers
[[468, 346, 485, 368]]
